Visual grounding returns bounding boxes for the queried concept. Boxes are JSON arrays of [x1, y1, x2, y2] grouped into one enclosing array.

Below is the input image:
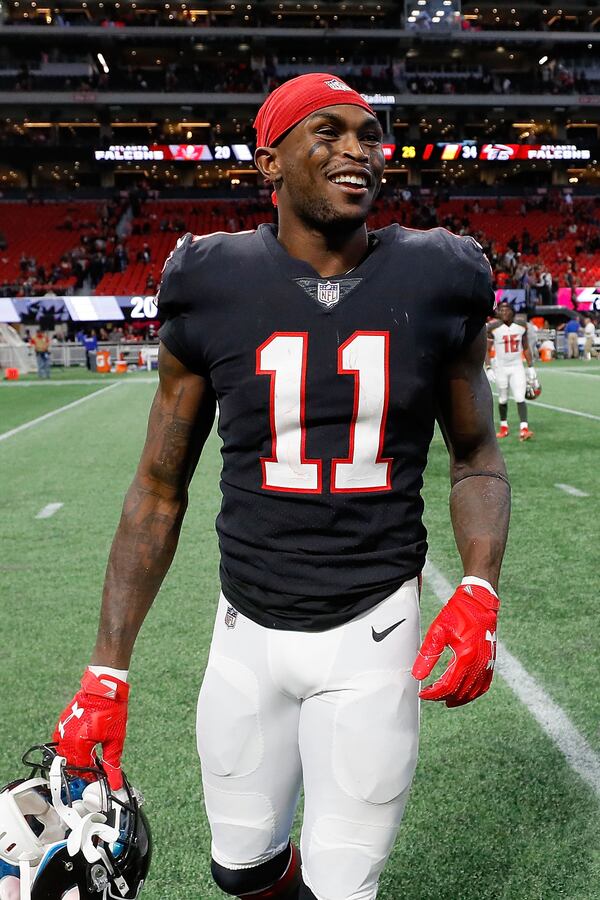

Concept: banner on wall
[[556, 287, 600, 311]]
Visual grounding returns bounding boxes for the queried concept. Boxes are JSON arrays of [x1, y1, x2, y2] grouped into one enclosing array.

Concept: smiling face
[[255, 104, 385, 234]]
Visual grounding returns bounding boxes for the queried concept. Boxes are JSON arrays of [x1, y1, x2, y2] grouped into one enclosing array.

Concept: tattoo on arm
[[437, 328, 511, 591], [92, 345, 215, 668]]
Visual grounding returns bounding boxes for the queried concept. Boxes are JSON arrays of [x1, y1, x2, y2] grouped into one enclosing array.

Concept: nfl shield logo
[[317, 281, 340, 308], [225, 606, 238, 629]]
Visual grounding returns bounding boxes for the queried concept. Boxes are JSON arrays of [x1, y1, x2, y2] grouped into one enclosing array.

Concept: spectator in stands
[[31, 327, 51, 379], [137, 243, 151, 264], [563, 317, 581, 359]]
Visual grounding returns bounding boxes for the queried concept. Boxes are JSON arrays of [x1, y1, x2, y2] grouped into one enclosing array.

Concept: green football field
[[1, 359, 599, 900]]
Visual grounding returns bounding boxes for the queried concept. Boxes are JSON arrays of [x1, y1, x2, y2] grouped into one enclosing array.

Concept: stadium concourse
[[1, 1, 600, 898]]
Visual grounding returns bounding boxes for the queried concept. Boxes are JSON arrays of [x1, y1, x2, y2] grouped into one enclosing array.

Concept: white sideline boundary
[[0, 378, 158, 387], [491, 390, 600, 422], [423, 559, 600, 799], [540, 369, 600, 379], [532, 400, 600, 421], [0, 382, 121, 443]]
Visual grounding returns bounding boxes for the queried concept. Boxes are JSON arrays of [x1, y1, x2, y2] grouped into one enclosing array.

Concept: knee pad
[[211, 843, 294, 896], [304, 816, 394, 900]]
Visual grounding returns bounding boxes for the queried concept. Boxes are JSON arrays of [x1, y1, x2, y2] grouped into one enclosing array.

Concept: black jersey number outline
[[256, 331, 392, 494]]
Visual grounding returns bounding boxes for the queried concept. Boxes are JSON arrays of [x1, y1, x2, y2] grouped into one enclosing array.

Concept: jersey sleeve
[[447, 233, 495, 351], [157, 233, 209, 377]]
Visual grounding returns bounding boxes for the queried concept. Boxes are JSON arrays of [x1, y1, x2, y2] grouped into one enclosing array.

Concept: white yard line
[[491, 390, 600, 421], [0, 378, 157, 387], [35, 502, 64, 519], [0, 382, 121, 443], [539, 369, 600, 379], [554, 483, 590, 498], [532, 400, 600, 421], [423, 559, 600, 799]]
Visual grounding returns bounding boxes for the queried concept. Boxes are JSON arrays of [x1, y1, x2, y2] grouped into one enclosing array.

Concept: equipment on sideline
[[412, 582, 500, 707], [53, 669, 130, 791], [0, 743, 151, 899]]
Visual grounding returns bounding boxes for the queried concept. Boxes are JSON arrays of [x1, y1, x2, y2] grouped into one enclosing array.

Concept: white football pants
[[196, 579, 421, 900], [495, 363, 526, 404]]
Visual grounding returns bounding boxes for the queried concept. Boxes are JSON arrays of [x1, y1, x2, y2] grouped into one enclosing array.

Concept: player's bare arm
[[412, 326, 510, 706], [521, 330, 534, 367], [437, 326, 510, 589], [53, 344, 215, 787], [93, 343, 216, 669]]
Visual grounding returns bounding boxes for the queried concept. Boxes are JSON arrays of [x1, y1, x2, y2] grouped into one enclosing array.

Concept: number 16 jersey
[[158, 223, 494, 631]]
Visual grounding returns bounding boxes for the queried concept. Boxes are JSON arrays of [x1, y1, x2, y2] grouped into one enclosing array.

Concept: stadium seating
[[1, 196, 598, 298], [0, 201, 112, 293], [94, 197, 600, 295]]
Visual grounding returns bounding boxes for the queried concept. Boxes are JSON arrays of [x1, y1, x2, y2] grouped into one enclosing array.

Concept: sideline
[[491, 389, 600, 422], [423, 559, 600, 799], [0, 377, 158, 387], [530, 400, 600, 421], [539, 369, 600, 379], [0, 382, 121, 443]]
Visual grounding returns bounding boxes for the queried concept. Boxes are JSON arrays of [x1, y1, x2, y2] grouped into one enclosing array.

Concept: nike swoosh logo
[[371, 619, 406, 642]]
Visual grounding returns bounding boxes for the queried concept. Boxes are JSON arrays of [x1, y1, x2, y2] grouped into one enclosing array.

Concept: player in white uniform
[[487, 303, 537, 441]]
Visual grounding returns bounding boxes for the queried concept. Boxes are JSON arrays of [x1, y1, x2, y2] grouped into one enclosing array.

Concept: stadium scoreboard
[[94, 141, 593, 167], [395, 142, 592, 163]]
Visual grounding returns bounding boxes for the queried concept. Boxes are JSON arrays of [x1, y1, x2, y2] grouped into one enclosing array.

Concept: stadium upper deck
[[0, 0, 599, 190]]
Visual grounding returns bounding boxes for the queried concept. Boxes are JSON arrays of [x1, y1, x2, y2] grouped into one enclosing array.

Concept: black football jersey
[[157, 223, 494, 631]]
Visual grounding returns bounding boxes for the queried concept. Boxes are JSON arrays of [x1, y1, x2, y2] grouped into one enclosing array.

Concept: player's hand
[[485, 366, 495, 384], [526, 366, 537, 384], [53, 669, 130, 790], [412, 583, 500, 707]]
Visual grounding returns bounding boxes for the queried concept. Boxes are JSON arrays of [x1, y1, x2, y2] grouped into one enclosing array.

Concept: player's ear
[[255, 146, 281, 184]]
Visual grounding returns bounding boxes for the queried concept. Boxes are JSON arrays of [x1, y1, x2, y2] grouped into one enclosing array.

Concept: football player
[[487, 302, 538, 441], [54, 73, 510, 900]]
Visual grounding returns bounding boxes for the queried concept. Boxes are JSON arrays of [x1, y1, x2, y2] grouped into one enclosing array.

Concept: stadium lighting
[[538, 55, 548, 65], [97, 52, 109, 74]]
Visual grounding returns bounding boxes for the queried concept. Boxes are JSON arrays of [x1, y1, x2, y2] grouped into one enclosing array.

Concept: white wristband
[[461, 576, 498, 599], [88, 664, 129, 683]]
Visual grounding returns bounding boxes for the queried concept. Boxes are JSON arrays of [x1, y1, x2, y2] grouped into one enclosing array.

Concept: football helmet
[[0, 744, 151, 900]]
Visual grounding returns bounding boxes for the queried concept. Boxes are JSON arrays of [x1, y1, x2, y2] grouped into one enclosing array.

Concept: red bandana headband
[[253, 72, 375, 149]]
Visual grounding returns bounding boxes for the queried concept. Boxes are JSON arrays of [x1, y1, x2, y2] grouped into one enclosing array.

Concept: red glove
[[53, 669, 130, 790], [412, 582, 500, 708]]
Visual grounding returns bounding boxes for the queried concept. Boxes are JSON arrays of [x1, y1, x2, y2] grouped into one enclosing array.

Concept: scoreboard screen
[[93, 141, 593, 166], [394, 141, 592, 163]]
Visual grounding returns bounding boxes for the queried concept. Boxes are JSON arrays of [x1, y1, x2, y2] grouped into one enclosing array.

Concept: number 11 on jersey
[[256, 332, 392, 494]]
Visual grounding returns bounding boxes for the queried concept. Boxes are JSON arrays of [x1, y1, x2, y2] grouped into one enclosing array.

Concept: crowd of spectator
[[364, 187, 600, 308], [0, 195, 128, 297], [2, 52, 599, 99], [2, 186, 600, 303]]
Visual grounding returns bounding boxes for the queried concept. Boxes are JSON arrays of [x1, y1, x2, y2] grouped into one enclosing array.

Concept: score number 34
[[257, 331, 392, 494]]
